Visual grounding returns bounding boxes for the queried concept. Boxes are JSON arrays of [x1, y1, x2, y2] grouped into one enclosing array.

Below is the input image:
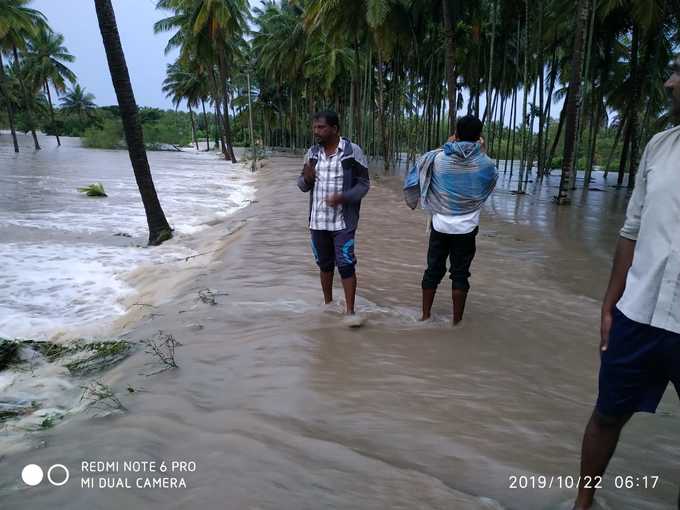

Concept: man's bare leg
[[320, 270, 333, 304], [421, 288, 436, 321], [452, 288, 468, 325], [341, 274, 356, 314], [573, 410, 632, 509]]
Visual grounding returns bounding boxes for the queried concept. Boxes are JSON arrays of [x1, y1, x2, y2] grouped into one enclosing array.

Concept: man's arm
[[600, 143, 649, 350], [600, 238, 636, 351]]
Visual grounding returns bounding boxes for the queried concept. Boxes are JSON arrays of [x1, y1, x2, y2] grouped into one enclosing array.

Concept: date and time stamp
[[508, 474, 661, 490]]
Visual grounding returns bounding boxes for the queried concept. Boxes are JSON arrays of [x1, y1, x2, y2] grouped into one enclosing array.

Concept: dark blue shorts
[[310, 228, 356, 279], [596, 307, 680, 417]]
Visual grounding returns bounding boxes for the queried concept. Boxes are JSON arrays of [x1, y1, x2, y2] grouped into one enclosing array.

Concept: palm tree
[[26, 27, 76, 146], [0, 0, 47, 151], [94, 0, 172, 246], [0, 50, 19, 152], [556, 0, 590, 204], [155, 0, 250, 163], [0, 0, 46, 152], [162, 60, 204, 149], [60, 83, 96, 125]]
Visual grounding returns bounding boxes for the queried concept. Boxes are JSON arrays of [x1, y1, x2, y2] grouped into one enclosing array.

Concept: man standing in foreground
[[404, 115, 498, 325], [573, 56, 680, 510], [298, 111, 369, 327]]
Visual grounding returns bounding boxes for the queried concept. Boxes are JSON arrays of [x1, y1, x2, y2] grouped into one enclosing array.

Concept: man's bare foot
[[419, 314, 431, 322], [343, 313, 365, 328]]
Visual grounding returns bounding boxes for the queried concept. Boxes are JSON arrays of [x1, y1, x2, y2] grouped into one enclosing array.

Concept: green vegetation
[[0, 338, 132, 376], [2, 0, 679, 205], [77, 182, 108, 197]]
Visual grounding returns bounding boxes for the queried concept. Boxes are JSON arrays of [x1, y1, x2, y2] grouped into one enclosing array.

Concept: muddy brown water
[[1, 147, 678, 510]]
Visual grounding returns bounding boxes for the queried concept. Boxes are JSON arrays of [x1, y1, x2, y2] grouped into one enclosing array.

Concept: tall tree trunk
[[585, 93, 601, 184], [603, 119, 624, 179], [546, 95, 568, 175], [376, 47, 390, 173], [536, 0, 545, 176], [504, 85, 517, 174], [201, 99, 210, 151], [517, 14, 528, 192], [189, 104, 199, 150], [571, 0, 597, 188], [617, 117, 631, 186], [94, 0, 172, 246], [218, 55, 237, 163], [627, 26, 644, 189], [485, 0, 498, 126], [556, 0, 589, 204], [210, 70, 228, 156], [352, 37, 363, 143], [12, 45, 40, 150], [44, 80, 61, 146], [442, 0, 458, 132], [0, 52, 19, 153], [539, 47, 558, 178]]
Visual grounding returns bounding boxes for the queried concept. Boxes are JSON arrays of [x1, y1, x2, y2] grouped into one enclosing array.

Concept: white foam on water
[[0, 147, 256, 340], [0, 242, 195, 340]]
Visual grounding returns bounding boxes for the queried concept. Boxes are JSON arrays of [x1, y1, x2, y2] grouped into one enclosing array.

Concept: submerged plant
[[77, 182, 108, 197], [80, 381, 127, 416], [144, 331, 180, 376]]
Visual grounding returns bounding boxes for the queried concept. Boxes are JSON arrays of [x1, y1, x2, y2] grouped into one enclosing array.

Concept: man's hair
[[455, 115, 483, 142], [313, 111, 340, 129]]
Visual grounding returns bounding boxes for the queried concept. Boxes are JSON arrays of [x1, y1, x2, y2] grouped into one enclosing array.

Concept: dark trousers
[[422, 227, 478, 291]]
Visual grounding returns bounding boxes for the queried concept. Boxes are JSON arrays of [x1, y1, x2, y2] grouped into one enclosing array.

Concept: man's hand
[[303, 161, 316, 184], [326, 193, 345, 207], [600, 307, 613, 351]]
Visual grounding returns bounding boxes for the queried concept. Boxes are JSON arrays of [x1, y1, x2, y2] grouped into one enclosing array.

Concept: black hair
[[313, 110, 340, 129], [455, 115, 483, 142]]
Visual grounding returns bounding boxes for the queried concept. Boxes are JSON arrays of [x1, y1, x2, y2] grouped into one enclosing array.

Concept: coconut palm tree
[[26, 27, 76, 146], [93, 0, 172, 246], [0, 0, 47, 151], [60, 83, 96, 126], [162, 60, 204, 149], [155, 0, 250, 163], [555, 0, 590, 205]]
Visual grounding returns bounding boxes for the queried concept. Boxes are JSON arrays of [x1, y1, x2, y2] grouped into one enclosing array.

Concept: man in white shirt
[[420, 115, 496, 324], [573, 55, 680, 510]]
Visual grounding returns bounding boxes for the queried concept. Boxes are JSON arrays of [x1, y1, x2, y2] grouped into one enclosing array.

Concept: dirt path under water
[[1, 156, 678, 510]]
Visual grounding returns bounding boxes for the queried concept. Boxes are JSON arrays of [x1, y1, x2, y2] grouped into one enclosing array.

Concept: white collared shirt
[[617, 125, 680, 333]]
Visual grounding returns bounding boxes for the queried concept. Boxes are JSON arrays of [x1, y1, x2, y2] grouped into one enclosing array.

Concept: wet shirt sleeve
[[619, 144, 650, 241]]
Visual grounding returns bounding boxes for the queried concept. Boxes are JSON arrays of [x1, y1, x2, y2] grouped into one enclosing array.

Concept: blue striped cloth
[[404, 141, 498, 215]]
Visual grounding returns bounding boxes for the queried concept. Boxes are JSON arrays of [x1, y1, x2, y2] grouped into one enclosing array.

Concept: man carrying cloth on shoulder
[[404, 115, 497, 325]]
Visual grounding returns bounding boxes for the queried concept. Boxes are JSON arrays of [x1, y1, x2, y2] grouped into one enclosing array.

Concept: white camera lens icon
[[21, 464, 43, 486], [21, 464, 70, 487]]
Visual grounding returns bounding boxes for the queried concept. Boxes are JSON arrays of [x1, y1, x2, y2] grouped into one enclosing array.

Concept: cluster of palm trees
[[0, 0, 99, 152], [157, 0, 679, 201], [154, 0, 250, 164], [3, 0, 679, 206], [247, 0, 678, 201]]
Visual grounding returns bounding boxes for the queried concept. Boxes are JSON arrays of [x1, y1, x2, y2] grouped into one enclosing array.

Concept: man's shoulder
[[646, 125, 680, 153], [344, 139, 368, 168]]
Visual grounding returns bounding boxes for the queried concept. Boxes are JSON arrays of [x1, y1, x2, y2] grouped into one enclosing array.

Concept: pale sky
[[32, 0, 263, 110]]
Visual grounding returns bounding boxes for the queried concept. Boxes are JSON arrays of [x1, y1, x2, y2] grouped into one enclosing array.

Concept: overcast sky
[[32, 0, 262, 110]]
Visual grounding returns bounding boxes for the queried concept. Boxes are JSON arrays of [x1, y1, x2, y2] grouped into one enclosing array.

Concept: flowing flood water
[[1, 133, 678, 510]]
